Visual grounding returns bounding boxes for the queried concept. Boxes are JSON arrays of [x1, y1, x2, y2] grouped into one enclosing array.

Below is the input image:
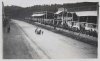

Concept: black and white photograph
[[2, 0, 99, 59]]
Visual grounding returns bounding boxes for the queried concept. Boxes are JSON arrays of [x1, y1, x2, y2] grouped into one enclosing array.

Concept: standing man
[[7, 17, 11, 33], [4, 17, 11, 33]]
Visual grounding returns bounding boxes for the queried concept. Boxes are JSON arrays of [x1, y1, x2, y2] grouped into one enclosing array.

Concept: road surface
[[3, 21, 40, 59], [12, 19, 97, 59]]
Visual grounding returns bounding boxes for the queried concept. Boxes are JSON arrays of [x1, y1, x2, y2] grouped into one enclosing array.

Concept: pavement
[[3, 21, 40, 59], [11, 19, 97, 59]]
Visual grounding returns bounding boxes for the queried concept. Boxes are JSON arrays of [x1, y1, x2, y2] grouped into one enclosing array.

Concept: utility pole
[[2, 2, 5, 21], [46, 11, 47, 20]]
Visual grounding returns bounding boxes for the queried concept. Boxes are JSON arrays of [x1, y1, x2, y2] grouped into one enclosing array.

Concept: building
[[76, 11, 98, 32], [55, 2, 98, 32], [31, 11, 54, 25]]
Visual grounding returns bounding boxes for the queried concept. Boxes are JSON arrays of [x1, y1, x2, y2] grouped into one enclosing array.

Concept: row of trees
[[4, 2, 98, 19]]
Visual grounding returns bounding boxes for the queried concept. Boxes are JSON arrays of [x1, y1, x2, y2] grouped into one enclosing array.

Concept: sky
[[2, 0, 99, 7]]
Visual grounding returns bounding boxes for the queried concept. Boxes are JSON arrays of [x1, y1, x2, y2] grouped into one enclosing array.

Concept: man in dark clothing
[[4, 17, 11, 33], [7, 24, 10, 33], [7, 18, 11, 33]]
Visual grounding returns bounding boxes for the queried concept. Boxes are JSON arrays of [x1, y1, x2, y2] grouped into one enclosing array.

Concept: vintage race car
[[35, 28, 43, 35]]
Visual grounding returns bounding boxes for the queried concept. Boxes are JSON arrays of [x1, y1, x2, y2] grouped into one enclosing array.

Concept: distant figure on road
[[7, 24, 10, 33], [4, 17, 11, 33], [35, 27, 38, 33], [41, 30, 43, 35]]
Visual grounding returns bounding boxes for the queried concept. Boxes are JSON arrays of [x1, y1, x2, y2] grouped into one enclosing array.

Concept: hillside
[[4, 2, 98, 19]]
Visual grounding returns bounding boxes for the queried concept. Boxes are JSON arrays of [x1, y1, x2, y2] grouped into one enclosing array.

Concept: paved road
[[3, 21, 40, 59], [13, 19, 97, 59]]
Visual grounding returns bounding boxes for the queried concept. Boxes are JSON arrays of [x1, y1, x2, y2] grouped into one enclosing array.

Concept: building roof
[[75, 11, 97, 16], [32, 14, 44, 17], [55, 11, 63, 14]]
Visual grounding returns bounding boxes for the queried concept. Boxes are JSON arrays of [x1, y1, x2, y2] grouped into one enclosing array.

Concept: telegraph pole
[[2, 2, 5, 21]]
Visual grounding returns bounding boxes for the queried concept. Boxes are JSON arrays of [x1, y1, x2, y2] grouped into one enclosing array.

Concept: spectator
[[4, 17, 11, 33]]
